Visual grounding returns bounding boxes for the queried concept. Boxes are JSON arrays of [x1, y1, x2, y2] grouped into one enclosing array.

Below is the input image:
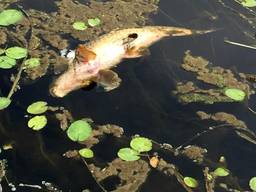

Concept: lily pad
[[249, 177, 256, 191], [214, 167, 229, 177], [0, 97, 11, 110], [27, 101, 48, 115], [5, 46, 28, 59], [0, 56, 16, 69], [0, 9, 24, 26], [24, 58, 40, 69], [72, 21, 88, 30], [241, 0, 256, 7], [28, 115, 47, 130], [117, 148, 140, 161], [224, 88, 246, 101], [79, 148, 94, 158], [88, 18, 101, 27], [130, 137, 152, 152], [67, 120, 92, 142], [184, 177, 198, 188]]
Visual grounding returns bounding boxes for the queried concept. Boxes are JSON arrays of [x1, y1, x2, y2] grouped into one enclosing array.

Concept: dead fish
[[50, 26, 215, 97]]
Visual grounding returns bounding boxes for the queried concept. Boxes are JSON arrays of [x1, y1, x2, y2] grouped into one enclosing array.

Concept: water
[[0, 0, 256, 191]]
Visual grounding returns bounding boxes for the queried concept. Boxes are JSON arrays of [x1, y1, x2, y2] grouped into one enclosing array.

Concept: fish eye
[[128, 33, 138, 39]]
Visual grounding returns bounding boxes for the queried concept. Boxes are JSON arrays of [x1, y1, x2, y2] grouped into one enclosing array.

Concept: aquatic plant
[[79, 148, 94, 158], [87, 18, 101, 27], [27, 101, 48, 115], [67, 120, 92, 142], [183, 177, 198, 188], [72, 21, 88, 31], [239, 0, 256, 7], [23, 58, 40, 69], [28, 115, 47, 131], [214, 167, 230, 177], [0, 9, 24, 26], [224, 88, 246, 101], [250, 177, 256, 191], [0, 97, 11, 110]]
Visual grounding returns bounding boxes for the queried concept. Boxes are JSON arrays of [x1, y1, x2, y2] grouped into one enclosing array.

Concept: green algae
[[174, 51, 253, 104]]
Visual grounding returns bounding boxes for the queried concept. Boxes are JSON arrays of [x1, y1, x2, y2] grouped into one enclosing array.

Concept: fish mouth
[[49, 81, 65, 98]]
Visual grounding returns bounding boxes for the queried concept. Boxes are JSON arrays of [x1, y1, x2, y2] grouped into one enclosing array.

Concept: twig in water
[[224, 39, 256, 50]]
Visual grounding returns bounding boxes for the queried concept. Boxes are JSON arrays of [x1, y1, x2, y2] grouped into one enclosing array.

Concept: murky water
[[0, 0, 256, 191]]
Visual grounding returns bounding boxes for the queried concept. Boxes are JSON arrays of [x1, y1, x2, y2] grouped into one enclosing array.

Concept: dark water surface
[[1, 0, 256, 191]]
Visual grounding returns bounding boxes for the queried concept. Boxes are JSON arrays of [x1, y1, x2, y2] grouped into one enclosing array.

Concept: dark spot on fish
[[128, 33, 138, 39]]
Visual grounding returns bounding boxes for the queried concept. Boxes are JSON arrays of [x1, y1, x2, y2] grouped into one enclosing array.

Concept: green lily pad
[[224, 88, 246, 101], [72, 21, 88, 30], [117, 148, 140, 161], [28, 115, 47, 130], [0, 56, 16, 69], [130, 137, 152, 153], [214, 167, 230, 177], [249, 177, 256, 191], [184, 177, 198, 188], [24, 58, 40, 69], [79, 148, 94, 158], [5, 46, 28, 59], [87, 18, 101, 27], [27, 101, 48, 115], [241, 0, 256, 7], [0, 97, 11, 110], [0, 9, 24, 26], [67, 120, 92, 142]]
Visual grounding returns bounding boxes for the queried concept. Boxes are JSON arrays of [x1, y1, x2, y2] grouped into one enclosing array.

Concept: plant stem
[[7, 57, 26, 99]]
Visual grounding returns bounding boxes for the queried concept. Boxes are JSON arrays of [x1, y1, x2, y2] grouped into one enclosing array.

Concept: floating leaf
[[241, 0, 256, 7], [5, 46, 28, 59], [249, 177, 256, 191], [87, 18, 101, 27], [67, 120, 92, 142], [184, 177, 198, 188], [149, 156, 159, 168], [0, 49, 5, 55], [79, 148, 94, 158], [28, 115, 47, 130], [214, 167, 230, 177], [0, 97, 11, 110], [224, 88, 246, 101], [0, 56, 16, 69], [24, 58, 40, 69], [0, 9, 24, 26], [27, 101, 48, 115], [130, 137, 152, 152], [117, 148, 140, 161], [72, 21, 88, 30]]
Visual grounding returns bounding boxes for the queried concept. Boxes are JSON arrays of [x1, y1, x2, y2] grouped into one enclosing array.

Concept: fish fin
[[92, 69, 121, 91], [75, 44, 97, 63], [125, 46, 150, 58]]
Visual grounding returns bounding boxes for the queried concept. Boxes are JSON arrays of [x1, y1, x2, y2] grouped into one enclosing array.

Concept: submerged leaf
[[24, 58, 40, 69], [28, 115, 47, 130], [214, 167, 230, 177], [67, 120, 92, 142], [224, 88, 246, 101], [72, 21, 88, 30], [27, 101, 48, 114], [5, 47, 28, 59], [241, 0, 256, 7], [249, 177, 256, 191], [0, 97, 11, 110], [79, 148, 94, 158], [130, 137, 152, 152], [0, 9, 24, 26], [88, 18, 101, 27], [0, 56, 16, 69], [184, 177, 198, 188], [117, 148, 140, 161]]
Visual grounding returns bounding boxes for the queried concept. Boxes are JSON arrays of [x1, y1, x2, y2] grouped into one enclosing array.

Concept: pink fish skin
[[50, 26, 214, 97]]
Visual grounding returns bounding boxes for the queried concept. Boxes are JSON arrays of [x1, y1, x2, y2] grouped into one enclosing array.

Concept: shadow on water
[[1, 0, 256, 191]]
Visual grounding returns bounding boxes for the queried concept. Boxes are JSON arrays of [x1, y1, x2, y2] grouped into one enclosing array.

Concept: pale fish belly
[[93, 43, 126, 69]]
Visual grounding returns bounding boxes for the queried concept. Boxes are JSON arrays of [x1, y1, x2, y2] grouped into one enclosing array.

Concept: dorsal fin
[[75, 44, 97, 63]]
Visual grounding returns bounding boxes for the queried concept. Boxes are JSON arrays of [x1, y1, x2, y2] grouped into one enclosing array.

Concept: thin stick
[[81, 158, 107, 192], [7, 57, 27, 98], [224, 39, 256, 50]]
